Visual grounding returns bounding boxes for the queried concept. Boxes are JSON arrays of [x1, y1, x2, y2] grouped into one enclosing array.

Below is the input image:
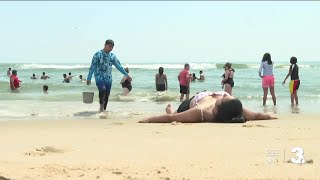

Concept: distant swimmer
[[67, 72, 74, 80], [63, 74, 70, 83], [79, 75, 86, 82], [43, 85, 48, 94], [7, 68, 12, 77], [198, 70, 205, 81], [41, 72, 50, 79], [30, 74, 37, 79], [191, 73, 197, 81]]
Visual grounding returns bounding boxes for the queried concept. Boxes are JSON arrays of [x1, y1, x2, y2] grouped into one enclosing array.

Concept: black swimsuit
[[122, 79, 132, 91], [222, 70, 234, 87]]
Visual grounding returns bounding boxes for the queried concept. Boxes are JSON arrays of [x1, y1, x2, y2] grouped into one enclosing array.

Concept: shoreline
[[0, 113, 319, 179]]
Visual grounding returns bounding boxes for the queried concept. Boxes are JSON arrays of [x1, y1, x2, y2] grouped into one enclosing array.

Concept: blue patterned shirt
[[87, 50, 128, 82]]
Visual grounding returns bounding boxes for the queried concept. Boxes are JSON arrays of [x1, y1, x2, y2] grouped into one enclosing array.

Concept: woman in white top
[[259, 53, 276, 106]]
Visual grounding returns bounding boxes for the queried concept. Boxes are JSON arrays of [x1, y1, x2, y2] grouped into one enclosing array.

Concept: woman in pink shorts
[[258, 53, 276, 106]]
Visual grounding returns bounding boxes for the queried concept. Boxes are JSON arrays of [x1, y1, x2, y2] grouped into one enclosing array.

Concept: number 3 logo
[[291, 147, 306, 164]]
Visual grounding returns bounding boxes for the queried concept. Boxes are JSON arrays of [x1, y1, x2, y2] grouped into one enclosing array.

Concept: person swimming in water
[[139, 90, 277, 123], [198, 70, 205, 81], [30, 74, 37, 79], [41, 72, 50, 79], [79, 75, 86, 82], [63, 74, 70, 83], [43, 85, 49, 94]]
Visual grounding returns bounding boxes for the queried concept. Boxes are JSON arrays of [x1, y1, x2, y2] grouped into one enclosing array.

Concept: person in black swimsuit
[[221, 62, 235, 95], [120, 67, 132, 96]]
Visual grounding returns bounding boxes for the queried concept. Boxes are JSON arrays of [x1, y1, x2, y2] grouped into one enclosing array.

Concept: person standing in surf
[[258, 53, 276, 106], [155, 67, 168, 91], [221, 62, 235, 95], [87, 39, 132, 112], [282, 56, 300, 106], [178, 63, 191, 102]]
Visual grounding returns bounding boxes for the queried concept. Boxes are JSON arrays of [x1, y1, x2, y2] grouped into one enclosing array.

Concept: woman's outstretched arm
[[139, 107, 202, 123], [243, 107, 278, 121]]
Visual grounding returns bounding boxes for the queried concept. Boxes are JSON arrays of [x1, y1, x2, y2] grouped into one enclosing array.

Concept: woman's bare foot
[[165, 104, 175, 114]]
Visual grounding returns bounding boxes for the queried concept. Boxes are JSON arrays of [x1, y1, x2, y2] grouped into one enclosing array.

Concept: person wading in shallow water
[[86, 39, 132, 112]]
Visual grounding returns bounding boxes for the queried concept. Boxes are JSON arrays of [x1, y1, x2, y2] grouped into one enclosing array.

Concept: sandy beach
[[0, 113, 319, 180]]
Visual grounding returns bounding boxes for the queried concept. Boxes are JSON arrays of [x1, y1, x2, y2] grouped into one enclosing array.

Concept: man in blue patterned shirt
[[87, 39, 132, 112]]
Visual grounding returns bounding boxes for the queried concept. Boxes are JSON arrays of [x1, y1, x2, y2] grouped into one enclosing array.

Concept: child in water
[[43, 85, 49, 94]]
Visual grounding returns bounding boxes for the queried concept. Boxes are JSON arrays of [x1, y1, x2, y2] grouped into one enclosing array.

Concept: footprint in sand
[[108, 122, 124, 125], [112, 171, 123, 175], [24, 146, 67, 157]]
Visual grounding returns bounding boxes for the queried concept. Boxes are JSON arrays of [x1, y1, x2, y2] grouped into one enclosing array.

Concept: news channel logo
[[266, 147, 306, 164]]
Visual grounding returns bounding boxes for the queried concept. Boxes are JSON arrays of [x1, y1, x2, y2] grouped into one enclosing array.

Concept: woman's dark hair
[[33, 74, 35, 76], [63, 74, 67, 78], [214, 98, 245, 123], [159, 67, 164, 75], [12, 70, 17, 75], [224, 62, 232, 69], [290, 56, 297, 64], [262, 53, 272, 65]]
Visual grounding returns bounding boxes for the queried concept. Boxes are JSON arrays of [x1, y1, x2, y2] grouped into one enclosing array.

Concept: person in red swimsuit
[[10, 70, 21, 91]]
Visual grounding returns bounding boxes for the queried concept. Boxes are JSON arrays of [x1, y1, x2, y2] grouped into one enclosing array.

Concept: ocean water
[[0, 62, 319, 120]]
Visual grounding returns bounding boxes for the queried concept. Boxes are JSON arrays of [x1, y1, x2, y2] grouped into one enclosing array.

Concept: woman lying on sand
[[139, 91, 277, 123]]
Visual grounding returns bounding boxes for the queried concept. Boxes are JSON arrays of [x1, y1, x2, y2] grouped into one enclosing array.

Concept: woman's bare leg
[[269, 86, 276, 106], [262, 87, 268, 106], [224, 84, 232, 95]]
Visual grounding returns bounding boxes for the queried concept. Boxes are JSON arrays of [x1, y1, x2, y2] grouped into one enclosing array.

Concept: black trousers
[[99, 90, 111, 110]]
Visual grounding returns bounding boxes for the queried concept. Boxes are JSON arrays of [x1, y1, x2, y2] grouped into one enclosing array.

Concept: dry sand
[[0, 113, 319, 180]]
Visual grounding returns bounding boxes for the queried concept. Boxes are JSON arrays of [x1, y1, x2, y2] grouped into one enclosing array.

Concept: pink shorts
[[262, 75, 275, 88]]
